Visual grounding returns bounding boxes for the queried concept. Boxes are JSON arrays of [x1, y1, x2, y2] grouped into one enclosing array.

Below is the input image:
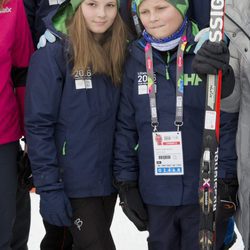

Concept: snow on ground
[[28, 193, 244, 250]]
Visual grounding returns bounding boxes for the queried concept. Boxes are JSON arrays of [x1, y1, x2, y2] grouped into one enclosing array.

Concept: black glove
[[17, 148, 33, 190], [217, 178, 238, 220], [192, 40, 235, 99], [116, 181, 148, 231]]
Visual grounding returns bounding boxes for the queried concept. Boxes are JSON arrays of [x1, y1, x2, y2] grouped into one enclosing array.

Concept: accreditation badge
[[152, 131, 184, 176]]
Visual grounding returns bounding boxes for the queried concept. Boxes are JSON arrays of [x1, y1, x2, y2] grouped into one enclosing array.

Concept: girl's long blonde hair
[[67, 6, 127, 85]]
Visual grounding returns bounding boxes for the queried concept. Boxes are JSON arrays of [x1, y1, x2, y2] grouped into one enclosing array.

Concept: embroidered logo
[[74, 218, 83, 231], [74, 68, 92, 90], [183, 73, 202, 86], [0, 7, 12, 14]]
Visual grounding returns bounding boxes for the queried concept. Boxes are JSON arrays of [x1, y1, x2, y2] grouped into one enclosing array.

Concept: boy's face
[[81, 0, 118, 40], [139, 0, 183, 39]]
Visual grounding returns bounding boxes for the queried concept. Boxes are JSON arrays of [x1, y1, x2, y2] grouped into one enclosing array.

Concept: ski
[[199, 0, 226, 249]]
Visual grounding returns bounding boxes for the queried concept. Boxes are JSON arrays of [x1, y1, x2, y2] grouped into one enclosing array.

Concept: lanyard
[[145, 31, 187, 132], [175, 32, 187, 130]]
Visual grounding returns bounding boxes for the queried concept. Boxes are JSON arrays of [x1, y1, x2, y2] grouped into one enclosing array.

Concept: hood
[[226, 0, 250, 36], [42, 4, 65, 39]]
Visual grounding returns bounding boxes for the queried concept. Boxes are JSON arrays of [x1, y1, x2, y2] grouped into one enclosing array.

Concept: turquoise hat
[[134, 0, 189, 18], [53, 0, 120, 34]]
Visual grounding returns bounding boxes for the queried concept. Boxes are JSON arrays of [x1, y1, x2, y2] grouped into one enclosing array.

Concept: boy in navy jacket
[[114, 0, 238, 249]]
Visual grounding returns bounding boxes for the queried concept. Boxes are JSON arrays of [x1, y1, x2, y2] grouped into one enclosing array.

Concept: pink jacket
[[0, 0, 34, 145]]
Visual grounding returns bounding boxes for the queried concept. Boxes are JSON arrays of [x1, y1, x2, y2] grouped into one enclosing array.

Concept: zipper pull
[[62, 141, 66, 156], [166, 66, 170, 80], [165, 52, 170, 80]]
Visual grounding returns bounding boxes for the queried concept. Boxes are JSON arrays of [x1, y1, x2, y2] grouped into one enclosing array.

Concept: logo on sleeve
[[0, 7, 11, 13], [137, 72, 157, 95]]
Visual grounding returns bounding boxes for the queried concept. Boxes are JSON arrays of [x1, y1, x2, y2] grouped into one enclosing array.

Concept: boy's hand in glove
[[192, 40, 235, 99], [116, 181, 148, 231]]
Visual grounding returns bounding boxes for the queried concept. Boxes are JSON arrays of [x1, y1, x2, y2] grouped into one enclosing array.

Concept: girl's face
[[81, 0, 118, 40], [139, 0, 183, 39]]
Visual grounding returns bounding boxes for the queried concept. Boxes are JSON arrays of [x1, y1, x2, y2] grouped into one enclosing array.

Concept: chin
[[98, 25, 110, 32], [91, 28, 108, 34], [152, 34, 168, 39], [148, 30, 171, 40]]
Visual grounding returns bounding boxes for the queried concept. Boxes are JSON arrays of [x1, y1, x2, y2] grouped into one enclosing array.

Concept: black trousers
[[40, 220, 73, 250], [0, 141, 30, 250], [147, 204, 232, 250], [70, 193, 117, 250], [11, 187, 30, 250]]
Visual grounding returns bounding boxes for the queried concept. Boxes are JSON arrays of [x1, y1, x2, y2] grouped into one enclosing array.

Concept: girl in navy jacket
[[25, 0, 127, 249], [113, 0, 238, 249]]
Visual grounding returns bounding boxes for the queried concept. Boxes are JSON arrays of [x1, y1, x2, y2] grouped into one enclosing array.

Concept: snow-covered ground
[[28, 193, 244, 250]]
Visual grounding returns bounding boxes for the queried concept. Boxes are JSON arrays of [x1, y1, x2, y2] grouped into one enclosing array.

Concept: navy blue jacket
[[113, 22, 238, 206], [25, 16, 120, 198]]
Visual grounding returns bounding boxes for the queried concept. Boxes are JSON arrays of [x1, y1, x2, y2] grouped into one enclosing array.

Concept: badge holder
[[144, 30, 188, 176]]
